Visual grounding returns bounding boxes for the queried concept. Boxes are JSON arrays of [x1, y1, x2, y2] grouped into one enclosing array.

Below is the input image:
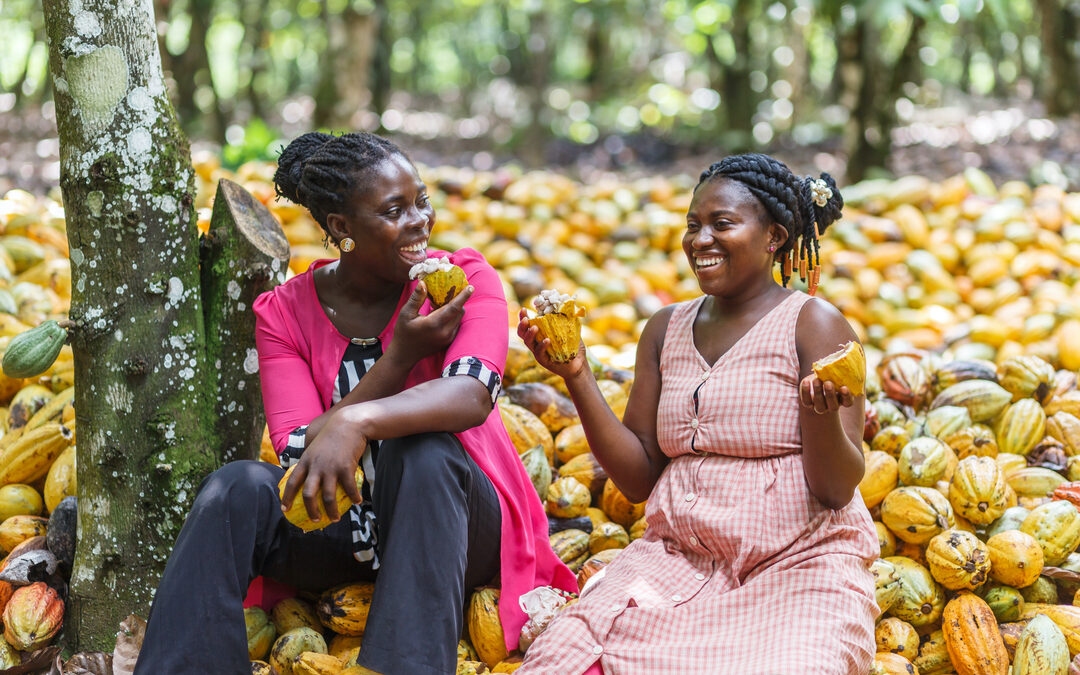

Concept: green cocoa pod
[[2, 320, 67, 378]]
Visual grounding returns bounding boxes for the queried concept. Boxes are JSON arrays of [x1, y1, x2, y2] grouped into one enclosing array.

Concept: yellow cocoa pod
[[498, 402, 554, 465], [949, 456, 1009, 525], [545, 476, 590, 518], [925, 529, 990, 591], [600, 478, 645, 529], [1047, 412, 1080, 456], [911, 629, 951, 675], [0, 514, 47, 553], [278, 464, 364, 533], [881, 486, 955, 545], [0, 422, 74, 486], [43, 444, 75, 513], [328, 634, 363, 660], [987, 530, 1044, 588], [0, 483, 43, 522], [293, 652, 343, 675], [245, 607, 276, 661], [812, 340, 865, 396], [942, 592, 1009, 674], [269, 627, 327, 675], [554, 424, 590, 465], [996, 399, 1046, 456], [885, 556, 945, 628], [874, 617, 920, 660], [860, 451, 898, 509], [419, 263, 468, 308], [316, 582, 373, 637], [1019, 603, 1080, 655], [271, 598, 322, 635], [869, 652, 916, 675], [588, 521, 629, 554], [1020, 500, 1080, 565], [945, 424, 998, 459], [467, 587, 507, 668]]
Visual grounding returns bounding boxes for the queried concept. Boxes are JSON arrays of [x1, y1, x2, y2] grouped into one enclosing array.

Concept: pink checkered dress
[[519, 291, 880, 674]]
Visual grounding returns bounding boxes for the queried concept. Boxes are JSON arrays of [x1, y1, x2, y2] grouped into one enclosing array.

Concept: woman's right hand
[[516, 308, 588, 381], [280, 412, 367, 522], [387, 282, 473, 366]]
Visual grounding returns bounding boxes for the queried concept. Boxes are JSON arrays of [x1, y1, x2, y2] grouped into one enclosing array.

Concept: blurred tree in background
[[2, 0, 1079, 183]]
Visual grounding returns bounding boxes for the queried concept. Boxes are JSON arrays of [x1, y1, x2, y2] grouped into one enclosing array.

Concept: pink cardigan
[[253, 247, 576, 651]]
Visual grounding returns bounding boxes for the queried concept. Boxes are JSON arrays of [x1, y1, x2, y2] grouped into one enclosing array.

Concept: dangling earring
[[340, 238, 355, 253]]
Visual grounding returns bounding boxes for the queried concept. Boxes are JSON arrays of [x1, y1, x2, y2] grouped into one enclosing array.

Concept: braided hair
[[273, 131, 407, 243], [694, 153, 843, 295]]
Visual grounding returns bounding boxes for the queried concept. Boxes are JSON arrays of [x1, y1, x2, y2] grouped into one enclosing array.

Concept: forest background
[[2, 0, 1080, 196]]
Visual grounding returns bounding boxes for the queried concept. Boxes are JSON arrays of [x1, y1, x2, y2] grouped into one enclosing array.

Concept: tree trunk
[[1038, 0, 1079, 114], [174, 0, 222, 138], [523, 10, 553, 166], [41, 0, 287, 651], [722, 0, 755, 146], [369, 0, 393, 122]]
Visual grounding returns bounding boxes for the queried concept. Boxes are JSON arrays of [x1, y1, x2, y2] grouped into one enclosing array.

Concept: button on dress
[[519, 291, 880, 674]]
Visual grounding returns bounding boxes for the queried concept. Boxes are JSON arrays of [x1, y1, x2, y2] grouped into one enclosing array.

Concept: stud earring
[[340, 238, 355, 253], [768, 245, 776, 252]]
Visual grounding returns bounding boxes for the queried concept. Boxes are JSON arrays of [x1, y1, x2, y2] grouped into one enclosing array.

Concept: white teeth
[[402, 241, 427, 253], [696, 257, 724, 267]]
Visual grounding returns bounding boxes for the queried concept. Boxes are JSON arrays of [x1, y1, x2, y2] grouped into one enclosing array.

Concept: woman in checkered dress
[[517, 154, 879, 674]]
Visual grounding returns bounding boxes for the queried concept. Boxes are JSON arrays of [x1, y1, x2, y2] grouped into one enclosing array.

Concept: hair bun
[[273, 132, 336, 205], [804, 172, 843, 234]]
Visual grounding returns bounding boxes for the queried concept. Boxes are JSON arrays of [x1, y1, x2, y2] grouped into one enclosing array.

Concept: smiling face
[[683, 177, 788, 297], [326, 153, 435, 284]]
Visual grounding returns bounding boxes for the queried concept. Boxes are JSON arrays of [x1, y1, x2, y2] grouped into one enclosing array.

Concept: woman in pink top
[[515, 154, 878, 674], [136, 132, 575, 675]]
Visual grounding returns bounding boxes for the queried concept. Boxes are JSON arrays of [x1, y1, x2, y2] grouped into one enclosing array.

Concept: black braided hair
[[694, 153, 843, 293], [273, 131, 407, 242]]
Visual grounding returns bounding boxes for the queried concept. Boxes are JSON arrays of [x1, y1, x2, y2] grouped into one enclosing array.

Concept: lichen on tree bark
[[42, 0, 288, 652]]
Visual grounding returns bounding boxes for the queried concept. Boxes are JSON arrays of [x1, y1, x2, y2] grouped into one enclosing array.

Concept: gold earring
[[340, 238, 355, 253]]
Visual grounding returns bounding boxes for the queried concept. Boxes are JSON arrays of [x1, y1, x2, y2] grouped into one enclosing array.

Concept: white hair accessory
[[810, 178, 833, 207]]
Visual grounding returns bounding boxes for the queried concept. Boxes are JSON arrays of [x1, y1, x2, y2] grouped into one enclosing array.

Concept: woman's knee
[[192, 460, 282, 516], [376, 432, 468, 487]]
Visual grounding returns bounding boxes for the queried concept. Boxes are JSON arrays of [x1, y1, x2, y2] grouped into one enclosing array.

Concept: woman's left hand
[[280, 413, 366, 522], [798, 373, 854, 414]]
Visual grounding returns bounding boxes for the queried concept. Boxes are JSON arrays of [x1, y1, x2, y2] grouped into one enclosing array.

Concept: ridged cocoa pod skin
[[931, 380, 1012, 422], [942, 592, 1009, 675], [1013, 613, 1070, 675], [316, 582, 373, 637], [246, 607, 277, 661], [885, 556, 945, 628], [881, 486, 955, 545], [467, 587, 508, 668], [1020, 500, 1080, 565], [812, 340, 866, 397], [875, 617, 920, 660], [2, 581, 64, 651], [996, 399, 1047, 457], [925, 529, 990, 591], [998, 355, 1056, 404], [912, 629, 951, 674], [1020, 604, 1080, 654], [931, 360, 999, 395], [949, 456, 1010, 525], [869, 652, 917, 675], [879, 354, 932, 410]]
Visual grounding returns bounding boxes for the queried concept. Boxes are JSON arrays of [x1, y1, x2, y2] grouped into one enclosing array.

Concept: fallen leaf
[[0, 647, 62, 675], [1042, 566, 1080, 583], [111, 614, 146, 675], [64, 652, 112, 674]]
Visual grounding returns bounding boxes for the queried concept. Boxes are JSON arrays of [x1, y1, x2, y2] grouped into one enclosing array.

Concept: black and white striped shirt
[[279, 342, 502, 568]]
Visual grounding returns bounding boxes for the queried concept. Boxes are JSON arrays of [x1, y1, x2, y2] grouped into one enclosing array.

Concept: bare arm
[[795, 298, 866, 510], [304, 283, 472, 441], [518, 307, 672, 503], [281, 374, 492, 522]]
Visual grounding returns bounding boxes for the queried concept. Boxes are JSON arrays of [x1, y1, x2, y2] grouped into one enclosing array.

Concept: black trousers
[[135, 432, 502, 675]]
